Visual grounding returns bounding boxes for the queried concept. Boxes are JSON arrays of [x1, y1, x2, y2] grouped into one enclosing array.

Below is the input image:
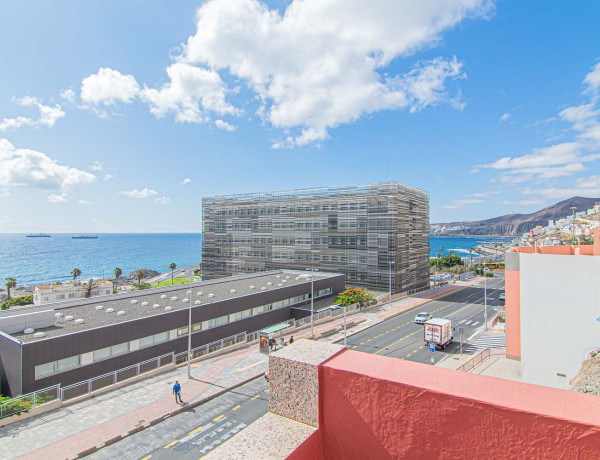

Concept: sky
[[1, 0, 600, 232]]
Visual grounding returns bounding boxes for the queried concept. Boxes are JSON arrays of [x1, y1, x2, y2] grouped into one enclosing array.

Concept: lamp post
[[571, 206, 577, 244], [306, 268, 318, 336], [484, 276, 488, 331], [333, 305, 348, 346], [186, 288, 193, 379]]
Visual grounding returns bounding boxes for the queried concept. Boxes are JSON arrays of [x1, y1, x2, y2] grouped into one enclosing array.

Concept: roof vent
[[106, 308, 115, 313], [160, 294, 167, 299], [55, 312, 63, 318], [116, 311, 125, 316], [286, 275, 291, 279], [165, 306, 172, 311], [33, 332, 46, 338], [249, 285, 255, 289], [276, 275, 281, 278], [194, 300, 202, 305], [24, 328, 34, 334], [141, 301, 149, 306], [65, 315, 74, 321], [230, 289, 236, 293], [278, 284, 283, 287], [130, 299, 138, 304], [74, 319, 85, 324], [208, 293, 215, 298], [267, 282, 273, 286], [95, 305, 104, 310], [171, 296, 178, 301], [182, 298, 189, 303], [152, 304, 161, 308], [261, 287, 266, 291], [197, 291, 203, 296], [282, 279, 287, 283]]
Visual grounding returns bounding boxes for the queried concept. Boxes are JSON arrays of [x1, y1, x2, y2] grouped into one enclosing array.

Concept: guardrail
[[0, 384, 61, 420], [457, 348, 491, 372], [174, 332, 248, 365], [60, 353, 175, 402]]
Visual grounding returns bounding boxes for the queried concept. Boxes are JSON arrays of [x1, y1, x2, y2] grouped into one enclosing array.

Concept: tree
[[169, 262, 176, 285], [438, 254, 464, 269], [83, 279, 97, 298], [5, 277, 16, 300], [334, 287, 376, 308], [114, 267, 122, 283], [134, 270, 145, 288], [467, 247, 475, 270], [71, 268, 81, 280]]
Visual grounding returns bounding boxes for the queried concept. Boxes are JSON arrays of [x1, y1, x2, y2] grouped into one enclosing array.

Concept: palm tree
[[169, 262, 176, 285], [468, 247, 475, 271], [83, 279, 97, 298], [436, 253, 441, 273], [134, 270, 145, 288], [71, 268, 82, 280], [5, 277, 16, 300], [114, 267, 122, 283]]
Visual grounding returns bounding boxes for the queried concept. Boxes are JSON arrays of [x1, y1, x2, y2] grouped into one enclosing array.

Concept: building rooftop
[[202, 181, 428, 204], [3, 270, 340, 343]]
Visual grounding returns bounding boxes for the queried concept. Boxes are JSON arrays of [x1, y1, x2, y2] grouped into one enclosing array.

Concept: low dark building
[[0, 270, 343, 396]]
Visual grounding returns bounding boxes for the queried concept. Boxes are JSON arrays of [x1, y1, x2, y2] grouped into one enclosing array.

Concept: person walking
[[289, 336, 294, 345], [280, 337, 285, 348], [173, 380, 183, 404]]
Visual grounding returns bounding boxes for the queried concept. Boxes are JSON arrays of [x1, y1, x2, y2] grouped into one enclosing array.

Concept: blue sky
[[1, 0, 600, 232]]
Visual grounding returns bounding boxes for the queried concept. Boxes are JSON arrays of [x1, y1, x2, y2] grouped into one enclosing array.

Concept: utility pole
[[484, 276, 488, 331], [571, 206, 577, 244]]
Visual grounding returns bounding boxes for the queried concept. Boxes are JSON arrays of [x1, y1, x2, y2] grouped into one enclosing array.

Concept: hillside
[[432, 196, 600, 236]]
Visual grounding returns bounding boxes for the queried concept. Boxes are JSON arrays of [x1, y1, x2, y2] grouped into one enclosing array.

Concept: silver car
[[414, 312, 432, 324]]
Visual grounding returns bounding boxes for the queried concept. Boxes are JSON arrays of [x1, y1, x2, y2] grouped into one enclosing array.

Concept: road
[[92, 278, 504, 459], [89, 378, 268, 460], [345, 277, 505, 364]]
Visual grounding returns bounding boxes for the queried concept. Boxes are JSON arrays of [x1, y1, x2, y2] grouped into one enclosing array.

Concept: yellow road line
[[164, 440, 178, 449], [251, 394, 260, 400], [141, 456, 152, 460], [189, 426, 204, 435], [413, 349, 418, 353], [213, 415, 225, 421], [235, 361, 263, 372], [406, 353, 412, 357], [232, 405, 241, 411]]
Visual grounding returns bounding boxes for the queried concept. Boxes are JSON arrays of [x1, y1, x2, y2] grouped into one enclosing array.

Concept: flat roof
[[4, 270, 341, 343]]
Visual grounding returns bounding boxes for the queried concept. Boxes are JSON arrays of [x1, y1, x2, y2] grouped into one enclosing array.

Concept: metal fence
[[0, 384, 61, 420], [174, 332, 248, 365], [60, 353, 174, 402], [457, 348, 491, 372]]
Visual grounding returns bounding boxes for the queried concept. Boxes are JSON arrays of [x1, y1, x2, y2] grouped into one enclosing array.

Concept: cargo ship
[[72, 235, 99, 239], [26, 233, 51, 238]]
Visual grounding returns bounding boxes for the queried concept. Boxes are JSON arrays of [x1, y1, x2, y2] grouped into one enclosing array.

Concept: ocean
[[0, 234, 506, 286]]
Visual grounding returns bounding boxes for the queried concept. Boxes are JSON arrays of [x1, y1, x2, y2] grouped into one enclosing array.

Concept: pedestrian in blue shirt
[[173, 380, 183, 404]]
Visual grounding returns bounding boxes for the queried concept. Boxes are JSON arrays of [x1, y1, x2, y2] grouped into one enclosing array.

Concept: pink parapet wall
[[505, 268, 521, 359], [287, 350, 600, 459]]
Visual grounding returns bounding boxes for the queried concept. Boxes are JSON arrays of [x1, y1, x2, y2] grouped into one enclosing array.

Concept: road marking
[[406, 353, 412, 357], [413, 349, 418, 353], [360, 342, 365, 345], [164, 440, 178, 449], [471, 321, 480, 326], [236, 361, 263, 372], [464, 320, 472, 325], [213, 415, 225, 421], [367, 339, 372, 342], [232, 405, 241, 411], [251, 394, 260, 400], [189, 426, 204, 435], [141, 456, 152, 460]]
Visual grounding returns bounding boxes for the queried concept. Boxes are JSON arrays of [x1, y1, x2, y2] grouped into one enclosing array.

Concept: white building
[[33, 280, 113, 305]]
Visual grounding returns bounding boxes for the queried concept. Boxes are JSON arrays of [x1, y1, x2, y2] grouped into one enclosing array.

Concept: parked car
[[414, 312, 432, 324], [499, 293, 506, 301]]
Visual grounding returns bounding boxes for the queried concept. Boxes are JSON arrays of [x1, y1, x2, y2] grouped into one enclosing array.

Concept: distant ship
[[26, 233, 51, 238], [72, 235, 99, 239]]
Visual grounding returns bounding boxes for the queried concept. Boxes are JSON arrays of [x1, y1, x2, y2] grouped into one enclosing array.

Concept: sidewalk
[[0, 279, 481, 459]]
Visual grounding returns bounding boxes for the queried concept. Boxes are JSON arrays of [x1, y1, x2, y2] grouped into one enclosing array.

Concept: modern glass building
[[202, 182, 430, 294]]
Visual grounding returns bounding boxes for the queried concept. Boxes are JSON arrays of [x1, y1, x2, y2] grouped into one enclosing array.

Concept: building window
[[35, 354, 81, 379]]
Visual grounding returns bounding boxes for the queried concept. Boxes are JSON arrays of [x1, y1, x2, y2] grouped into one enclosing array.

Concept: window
[[178, 326, 189, 336], [58, 355, 80, 371], [35, 361, 57, 379], [111, 342, 129, 355], [35, 354, 80, 379], [56, 294, 65, 300], [154, 332, 169, 344], [139, 335, 154, 348], [93, 347, 111, 361]]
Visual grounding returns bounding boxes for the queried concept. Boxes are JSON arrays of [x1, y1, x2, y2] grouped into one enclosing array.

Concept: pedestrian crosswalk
[[463, 334, 505, 353]]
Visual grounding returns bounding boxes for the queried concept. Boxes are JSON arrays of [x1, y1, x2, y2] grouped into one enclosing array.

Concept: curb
[[72, 372, 265, 459], [333, 284, 471, 344]]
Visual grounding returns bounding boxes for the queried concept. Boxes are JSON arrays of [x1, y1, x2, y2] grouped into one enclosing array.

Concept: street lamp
[[186, 288, 193, 379], [484, 276, 488, 331], [333, 305, 348, 346], [571, 206, 577, 244], [306, 268, 318, 336]]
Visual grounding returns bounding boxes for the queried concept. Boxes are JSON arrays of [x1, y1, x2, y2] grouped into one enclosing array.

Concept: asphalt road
[[346, 277, 505, 364], [89, 378, 268, 460]]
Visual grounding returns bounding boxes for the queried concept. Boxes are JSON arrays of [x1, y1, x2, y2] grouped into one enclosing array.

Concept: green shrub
[[0, 295, 33, 310]]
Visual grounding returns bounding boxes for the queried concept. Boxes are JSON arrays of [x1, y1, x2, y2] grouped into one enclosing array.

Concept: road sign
[[428, 343, 436, 353]]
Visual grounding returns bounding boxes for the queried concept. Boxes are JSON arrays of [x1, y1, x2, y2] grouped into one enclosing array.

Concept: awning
[[260, 322, 290, 335]]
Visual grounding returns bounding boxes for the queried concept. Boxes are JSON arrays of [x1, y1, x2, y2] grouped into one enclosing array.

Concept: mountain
[[431, 196, 600, 236]]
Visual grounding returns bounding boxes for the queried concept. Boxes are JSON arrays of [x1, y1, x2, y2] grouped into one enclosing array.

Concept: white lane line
[[464, 320, 472, 325], [471, 321, 480, 326]]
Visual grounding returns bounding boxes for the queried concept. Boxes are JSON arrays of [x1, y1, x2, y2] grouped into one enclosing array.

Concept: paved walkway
[[0, 279, 482, 459]]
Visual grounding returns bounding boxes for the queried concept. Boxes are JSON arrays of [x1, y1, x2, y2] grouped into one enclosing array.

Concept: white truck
[[424, 318, 453, 349]]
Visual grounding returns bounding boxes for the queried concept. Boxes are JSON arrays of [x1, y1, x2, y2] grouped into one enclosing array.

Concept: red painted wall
[[312, 351, 600, 459], [286, 429, 323, 460]]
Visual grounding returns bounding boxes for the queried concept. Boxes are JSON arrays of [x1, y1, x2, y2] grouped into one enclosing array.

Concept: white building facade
[[33, 280, 113, 305]]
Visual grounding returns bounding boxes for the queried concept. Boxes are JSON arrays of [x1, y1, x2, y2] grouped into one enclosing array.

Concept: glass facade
[[202, 182, 429, 294]]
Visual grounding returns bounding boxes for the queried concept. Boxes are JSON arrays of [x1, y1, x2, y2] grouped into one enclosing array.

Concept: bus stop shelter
[[259, 322, 290, 354]]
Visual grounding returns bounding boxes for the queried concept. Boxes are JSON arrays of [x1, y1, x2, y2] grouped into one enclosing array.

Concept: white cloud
[[499, 112, 510, 122], [133, 0, 491, 145], [60, 89, 76, 102], [77, 199, 91, 205], [155, 196, 170, 204], [215, 119, 236, 131], [182, 178, 191, 185], [0, 97, 65, 131], [0, 188, 9, 197], [0, 138, 96, 192], [501, 199, 545, 207], [583, 62, 600, 94], [104, 173, 114, 181], [81, 68, 140, 106], [442, 198, 484, 210], [118, 188, 157, 199], [89, 160, 103, 171], [140, 63, 241, 124], [522, 175, 600, 200], [471, 191, 500, 198], [48, 194, 67, 203]]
